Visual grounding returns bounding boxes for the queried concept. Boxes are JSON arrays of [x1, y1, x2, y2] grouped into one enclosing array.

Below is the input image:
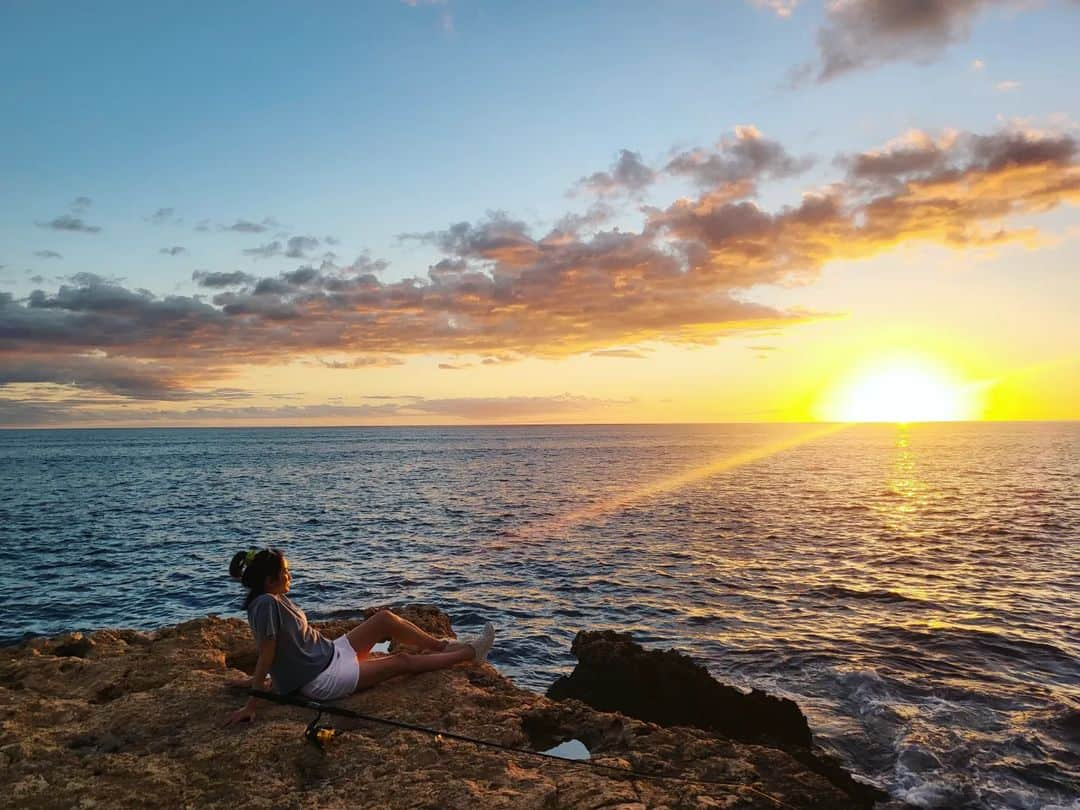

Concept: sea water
[[1, 423, 1076, 808]]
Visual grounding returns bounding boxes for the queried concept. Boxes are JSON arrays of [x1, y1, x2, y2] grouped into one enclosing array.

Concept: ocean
[[1, 422, 1076, 809]]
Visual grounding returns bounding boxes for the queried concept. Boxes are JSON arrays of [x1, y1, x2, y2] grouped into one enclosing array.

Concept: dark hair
[[229, 548, 285, 610]]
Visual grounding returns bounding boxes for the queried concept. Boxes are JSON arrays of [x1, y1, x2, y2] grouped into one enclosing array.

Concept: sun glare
[[821, 358, 978, 423]]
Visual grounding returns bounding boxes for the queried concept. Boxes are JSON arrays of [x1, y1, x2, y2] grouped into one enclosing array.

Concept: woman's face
[[266, 558, 292, 594]]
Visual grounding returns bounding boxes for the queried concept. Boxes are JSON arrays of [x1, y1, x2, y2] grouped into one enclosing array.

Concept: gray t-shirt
[[247, 593, 334, 694]]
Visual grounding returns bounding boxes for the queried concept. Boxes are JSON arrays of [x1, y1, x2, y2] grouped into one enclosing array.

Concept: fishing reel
[[305, 709, 337, 749]]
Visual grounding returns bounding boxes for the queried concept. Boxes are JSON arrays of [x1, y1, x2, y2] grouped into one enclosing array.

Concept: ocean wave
[[811, 584, 930, 605], [865, 625, 1078, 676]]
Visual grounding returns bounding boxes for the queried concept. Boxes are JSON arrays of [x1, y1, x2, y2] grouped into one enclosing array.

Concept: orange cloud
[[2, 125, 1076, 411]]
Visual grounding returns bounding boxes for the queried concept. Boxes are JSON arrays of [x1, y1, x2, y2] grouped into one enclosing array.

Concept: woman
[[224, 548, 495, 726]]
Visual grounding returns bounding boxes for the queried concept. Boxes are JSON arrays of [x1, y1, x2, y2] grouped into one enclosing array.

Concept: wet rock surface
[[2, 609, 875, 808]]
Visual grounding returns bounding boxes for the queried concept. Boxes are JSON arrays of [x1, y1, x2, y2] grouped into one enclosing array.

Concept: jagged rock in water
[[547, 629, 888, 808], [548, 630, 811, 748]]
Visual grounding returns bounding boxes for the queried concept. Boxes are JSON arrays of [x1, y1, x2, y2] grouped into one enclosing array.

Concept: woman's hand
[[225, 674, 270, 690], [224, 638, 275, 726], [224, 703, 257, 726]]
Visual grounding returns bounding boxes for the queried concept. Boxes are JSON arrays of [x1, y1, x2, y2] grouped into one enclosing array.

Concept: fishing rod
[[247, 688, 797, 809]]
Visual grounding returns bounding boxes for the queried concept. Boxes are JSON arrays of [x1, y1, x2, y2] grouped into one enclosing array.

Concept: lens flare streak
[[517, 423, 850, 540]]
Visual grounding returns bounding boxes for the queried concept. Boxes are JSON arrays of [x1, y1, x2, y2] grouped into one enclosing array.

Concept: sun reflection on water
[[876, 425, 932, 528]]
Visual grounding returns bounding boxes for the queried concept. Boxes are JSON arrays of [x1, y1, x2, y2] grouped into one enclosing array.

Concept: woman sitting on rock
[[224, 548, 495, 725]]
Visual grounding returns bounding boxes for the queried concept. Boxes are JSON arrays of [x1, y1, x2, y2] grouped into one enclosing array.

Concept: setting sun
[[818, 358, 980, 423]]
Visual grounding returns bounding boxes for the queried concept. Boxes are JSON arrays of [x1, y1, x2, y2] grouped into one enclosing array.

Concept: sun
[[819, 357, 979, 423]]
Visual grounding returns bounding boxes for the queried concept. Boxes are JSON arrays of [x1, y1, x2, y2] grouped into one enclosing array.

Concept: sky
[[1, 0, 1078, 427]]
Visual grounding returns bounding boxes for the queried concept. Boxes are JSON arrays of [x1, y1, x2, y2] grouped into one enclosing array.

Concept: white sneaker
[[466, 622, 496, 662], [440, 637, 470, 652]]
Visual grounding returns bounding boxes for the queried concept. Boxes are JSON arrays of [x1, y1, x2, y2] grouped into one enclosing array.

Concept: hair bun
[[228, 550, 251, 580]]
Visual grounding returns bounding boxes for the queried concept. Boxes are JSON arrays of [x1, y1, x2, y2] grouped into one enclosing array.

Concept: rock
[[0, 742, 28, 764], [92, 684, 125, 704], [11, 774, 49, 798], [0, 608, 871, 809], [96, 733, 124, 754], [53, 633, 95, 658], [547, 630, 888, 808], [547, 630, 811, 748]]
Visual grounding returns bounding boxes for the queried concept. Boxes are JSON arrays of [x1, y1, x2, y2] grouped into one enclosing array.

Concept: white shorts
[[300, 635, 360, 701]]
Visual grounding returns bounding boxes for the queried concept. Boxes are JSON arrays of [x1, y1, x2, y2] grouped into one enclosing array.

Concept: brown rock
[[0, 608, 870, 809], [53, 633, 95, 659]]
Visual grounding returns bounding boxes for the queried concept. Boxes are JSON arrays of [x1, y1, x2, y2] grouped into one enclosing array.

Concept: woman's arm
[[224, 636, 276, 725]]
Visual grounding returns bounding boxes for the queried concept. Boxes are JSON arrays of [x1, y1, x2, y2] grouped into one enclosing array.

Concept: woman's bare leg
[[345, 609, 448, 657], [354, 647, 476, 691]]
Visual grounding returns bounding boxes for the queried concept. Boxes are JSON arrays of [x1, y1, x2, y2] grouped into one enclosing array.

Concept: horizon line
[[1, 418, 1077, 432]]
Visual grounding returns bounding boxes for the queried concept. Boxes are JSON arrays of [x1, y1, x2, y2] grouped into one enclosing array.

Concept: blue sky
[[4, 1, 1074, 284], [1, 1, 1077, 425]]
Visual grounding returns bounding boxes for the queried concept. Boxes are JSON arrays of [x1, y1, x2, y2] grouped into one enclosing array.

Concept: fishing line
[[248, 688, 797, 808]]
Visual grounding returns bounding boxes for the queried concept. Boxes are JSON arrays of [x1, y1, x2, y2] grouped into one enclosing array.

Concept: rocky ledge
[[0, 607, 886, 809]]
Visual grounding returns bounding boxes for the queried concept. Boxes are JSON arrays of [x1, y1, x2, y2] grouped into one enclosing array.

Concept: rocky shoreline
[[0, 606, 891, 808]]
